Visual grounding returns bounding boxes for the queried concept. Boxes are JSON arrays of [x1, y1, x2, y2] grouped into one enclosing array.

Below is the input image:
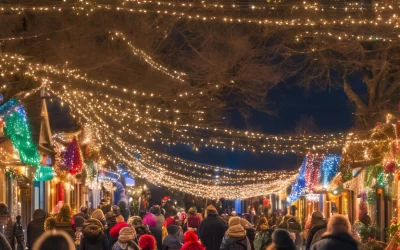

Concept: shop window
[[34, 181, 45, 210]]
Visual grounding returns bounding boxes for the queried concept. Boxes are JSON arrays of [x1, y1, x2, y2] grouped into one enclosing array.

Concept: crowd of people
[[0, 201, 361, 250]]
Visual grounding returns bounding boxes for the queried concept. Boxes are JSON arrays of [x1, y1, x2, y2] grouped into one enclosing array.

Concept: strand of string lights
[[2, 3, 400, 31], [47, 87, 298, 198]]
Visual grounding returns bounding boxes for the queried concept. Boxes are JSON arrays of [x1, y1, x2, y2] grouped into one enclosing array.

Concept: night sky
[[167, 84, 354, 171], [47, 83, 354, 171]]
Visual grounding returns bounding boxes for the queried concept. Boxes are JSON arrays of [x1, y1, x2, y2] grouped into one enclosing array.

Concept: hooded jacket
[[310, 232, 359, 250], [27, 209, 46, 250], [162, 225, 183, 250], [198, 211, 227, 250], [220, 222, 251, 250], [80, 219, 109, 250]]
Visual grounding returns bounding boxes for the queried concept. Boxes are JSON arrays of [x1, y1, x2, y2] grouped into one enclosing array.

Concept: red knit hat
[[138, 234, 156, 250], [164, 217, 175, 227], [110, 222, 129, 239], [181, 241, 206, 250], [184, 231, 198, 243]]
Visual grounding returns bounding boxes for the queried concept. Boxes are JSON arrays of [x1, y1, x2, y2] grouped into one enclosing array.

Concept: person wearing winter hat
[[92, 209, 107, 229], [110, 222, 130, 239], [139, 234, 157, 250], [310, 214, 358, 250], [162, 225, 183, 250], [127, 216, 152, 242], [183, 231, 198, 243], [305, 212, 326, 250], [55, 204, 75, 240], [80, 218, 109, 250], [253, 217, 270, 250], [27, 209, 46, 250], [197, 205, 227, 250], [181, 241, 206, 250], [266, 229, 296, 250], [143, 213, 162, 250], [113, 226, 139, 250], [33, 230, 75, 250], [220, 216, 251, 250]]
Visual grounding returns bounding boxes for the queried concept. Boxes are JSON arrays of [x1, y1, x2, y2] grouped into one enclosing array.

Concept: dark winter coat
[[150, 226, 163, 250], [55, 221, 75, 240], [220, 235, 251, 250], [305, 222, 327, 250], [80, 222, 109, 250], [310, 232, 359, 250], [27, 209, 46, 250], [162, 235, 183, 250], [0, 214, 13, 246], [198, 214, 227, 250], [0, 232, 12, 250]]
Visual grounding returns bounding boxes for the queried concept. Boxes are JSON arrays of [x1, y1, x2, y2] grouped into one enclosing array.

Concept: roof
[[21, 91, 55, 156]]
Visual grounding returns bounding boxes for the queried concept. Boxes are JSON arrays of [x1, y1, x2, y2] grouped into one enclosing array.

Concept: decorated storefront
[[287, 153, 341, 224]]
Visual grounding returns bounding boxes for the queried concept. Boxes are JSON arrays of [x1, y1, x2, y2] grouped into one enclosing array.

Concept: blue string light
[[287, 156, 307, 203], [320, 154, 341, 187], [288, 154, 341, 203]]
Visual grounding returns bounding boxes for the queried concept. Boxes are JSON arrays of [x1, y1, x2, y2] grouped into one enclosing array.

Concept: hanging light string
[[1, 2, 400, 28], [48, 87, 297, 199]]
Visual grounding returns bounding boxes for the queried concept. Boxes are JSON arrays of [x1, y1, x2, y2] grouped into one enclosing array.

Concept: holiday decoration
[[63, 138, 83, 175], [4, 104, 41, 167], [5, 168, 18, 179], [287, 157, 307, 203], [320, 154, 341, 186], [34, 166, 55, 181]]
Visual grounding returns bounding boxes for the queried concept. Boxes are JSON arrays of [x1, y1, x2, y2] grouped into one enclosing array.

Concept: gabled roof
[[21, 91, 54, 156]]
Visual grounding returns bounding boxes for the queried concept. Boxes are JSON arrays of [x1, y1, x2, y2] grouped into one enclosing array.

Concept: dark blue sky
[[167, 84, 354, 170]]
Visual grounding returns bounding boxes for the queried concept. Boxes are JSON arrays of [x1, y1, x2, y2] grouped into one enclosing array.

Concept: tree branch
[[343, 74, 368, 114]]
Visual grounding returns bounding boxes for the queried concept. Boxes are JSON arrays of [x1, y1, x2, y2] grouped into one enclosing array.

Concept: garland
[[63, 138, 83, 175]]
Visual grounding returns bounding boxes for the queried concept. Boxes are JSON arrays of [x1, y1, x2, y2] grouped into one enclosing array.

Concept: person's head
[[326, 214, 351, 235], [143, 213, 157, 228], [188, 207, 197, 216], [74, 216, 85, 228], [164, 216, 176, 227], [118, 226, 137, 244], [167, 225, 181, 236], [33, 209, 46, 220], [184, 231, 198, 243], [228, 216, 241, 227], [128, 216, 143, 227], [138, 234, 157, 250], [231, 211, 237, 217], [16, 215, 21, 222], [110, 222, 129, 239], [80, 206, 88, 214], [32, 230, 75, 250], [256, 217, 268, 231], [57, 204, 72, 223], [0, 203, 8, 215], [206, 205, 218, 216], [311, 211, 324, 225], [181, 241, 206, 250], [112, 205, 121, 216], [270, 229, 296, 250], [44, 217, 57, 231], [151, 205, 161, 216], [91, 209, 105, 221]]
